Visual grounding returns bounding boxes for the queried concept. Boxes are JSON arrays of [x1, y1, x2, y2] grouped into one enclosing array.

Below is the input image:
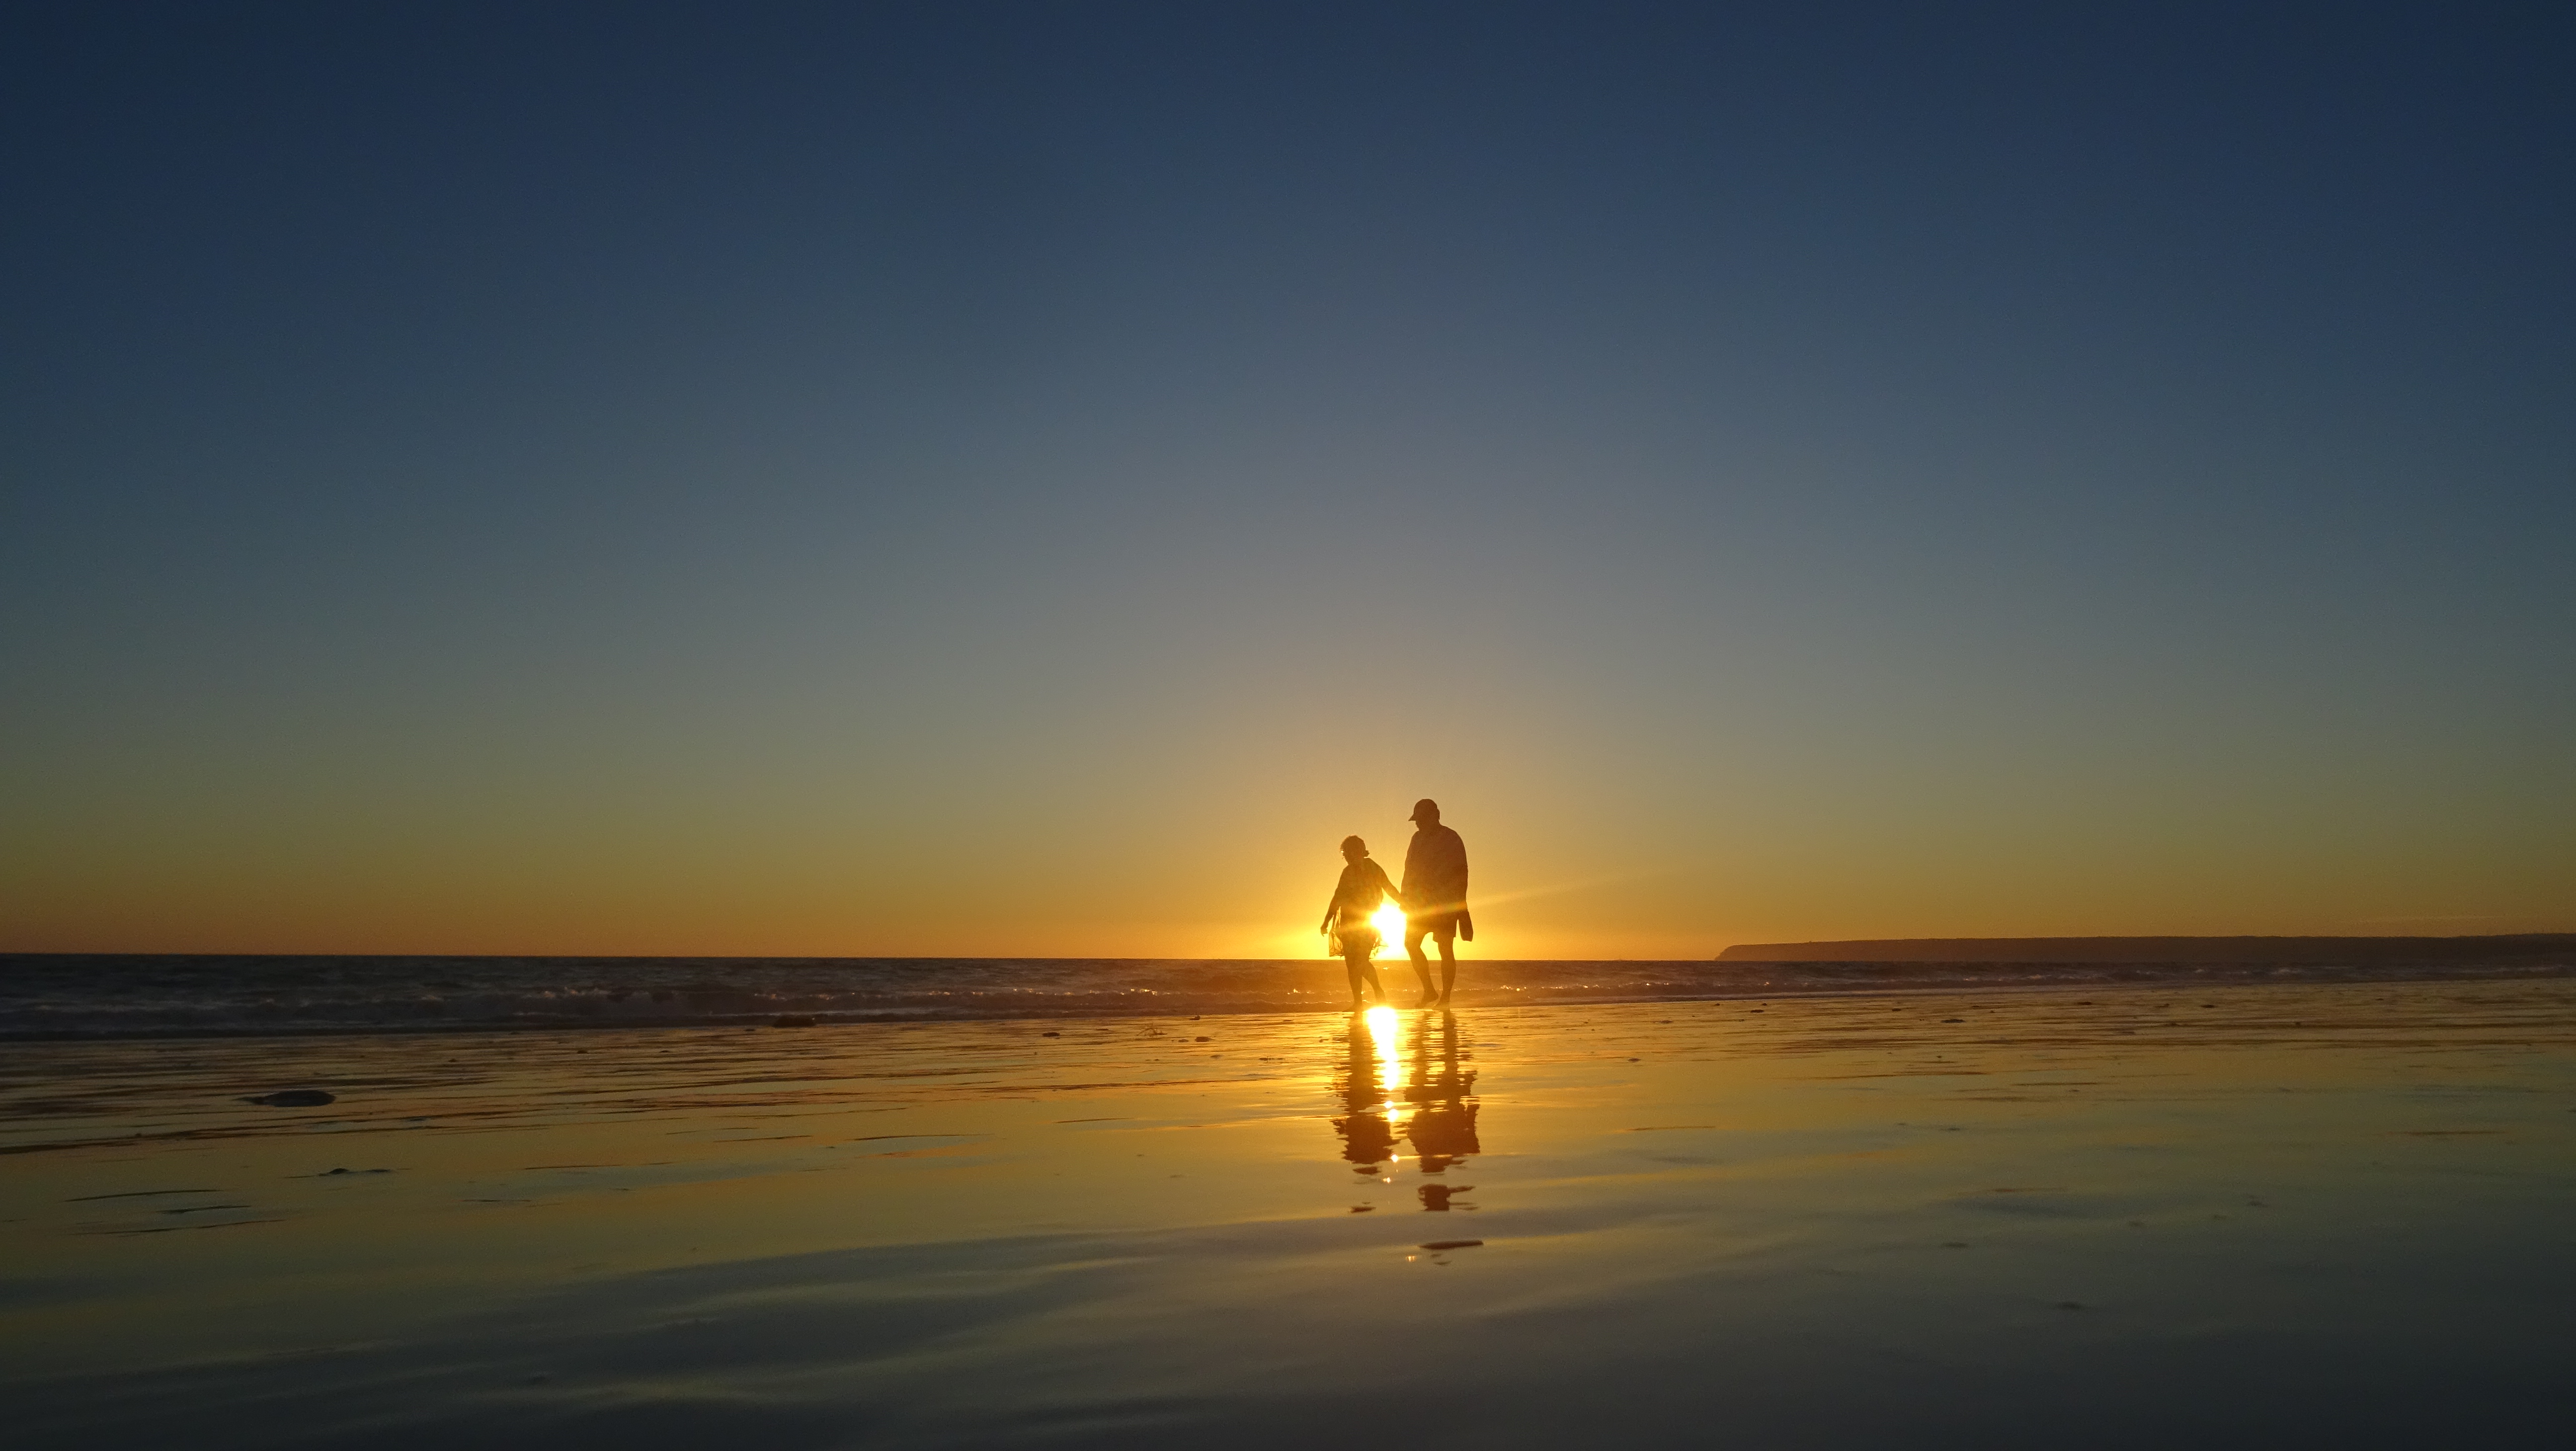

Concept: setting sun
[[1370, 900, 1406, 947]]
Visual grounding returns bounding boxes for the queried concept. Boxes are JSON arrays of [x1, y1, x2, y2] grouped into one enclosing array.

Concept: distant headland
[[1717, 934, 2576, 965]]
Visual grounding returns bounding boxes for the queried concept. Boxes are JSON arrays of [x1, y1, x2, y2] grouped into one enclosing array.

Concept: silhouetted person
[[1319, 834, 1398, 1008], [1401, 799, 1471, 1005]]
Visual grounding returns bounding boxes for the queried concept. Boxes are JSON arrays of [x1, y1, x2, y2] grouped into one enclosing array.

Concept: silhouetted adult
[[1319, 834, 1398, 1008], [1401, 799, 1471, 1005]]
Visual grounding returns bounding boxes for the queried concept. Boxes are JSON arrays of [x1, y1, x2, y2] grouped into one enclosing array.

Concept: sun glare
[[1364, 1003, 1399, 1042], [1370, 900, 1406, 946]]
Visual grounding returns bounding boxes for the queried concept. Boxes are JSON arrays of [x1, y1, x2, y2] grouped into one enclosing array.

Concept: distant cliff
[[1715, 934, 2576, 965]]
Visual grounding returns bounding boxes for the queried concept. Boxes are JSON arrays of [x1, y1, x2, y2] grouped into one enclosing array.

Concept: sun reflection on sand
[[1365, 1004, 1402, 1098], [1333, 1007, 1482, 1192], [1366, 1004, 1406, 1168], [1334, 1007, 1404, 1173]]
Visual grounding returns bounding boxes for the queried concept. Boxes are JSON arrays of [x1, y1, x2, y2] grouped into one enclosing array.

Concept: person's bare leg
[[1347, 948, 1387, 1005], [1436, 930, 1457, 1004], [1404, 923, 1438, 1005]]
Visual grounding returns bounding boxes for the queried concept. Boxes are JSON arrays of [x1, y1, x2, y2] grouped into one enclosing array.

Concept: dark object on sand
[[772, 1015, 818, 1028], [1419, 1239, 1483, 1251], [242, 1089, 335, 1107], [1042, 1031, 1061, 1037]]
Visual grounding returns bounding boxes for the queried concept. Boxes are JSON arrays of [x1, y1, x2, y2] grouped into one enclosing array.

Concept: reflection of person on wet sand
[[1400, 799, 1472, 1006], [1406, 1011, 1480, 1203], [1319, 835, 1399, 1007], [1332, 1013, 1396, 1173]]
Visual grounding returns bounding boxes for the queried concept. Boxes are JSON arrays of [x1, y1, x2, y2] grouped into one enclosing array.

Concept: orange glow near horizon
[[5, 771, 2569, 958]]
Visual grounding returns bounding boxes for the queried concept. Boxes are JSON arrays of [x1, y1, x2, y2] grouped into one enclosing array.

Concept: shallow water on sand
[[7, 980, 2576, 1448]]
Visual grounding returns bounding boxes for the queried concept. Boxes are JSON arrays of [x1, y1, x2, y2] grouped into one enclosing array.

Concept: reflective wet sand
[[8, 979, 2576, 1448]]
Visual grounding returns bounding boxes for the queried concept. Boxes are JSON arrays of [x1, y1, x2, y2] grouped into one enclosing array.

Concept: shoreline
[[6, 958, 2573, 1044]]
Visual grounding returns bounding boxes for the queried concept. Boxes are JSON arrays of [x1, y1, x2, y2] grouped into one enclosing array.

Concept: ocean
[[6, 951, 2570, 1038]]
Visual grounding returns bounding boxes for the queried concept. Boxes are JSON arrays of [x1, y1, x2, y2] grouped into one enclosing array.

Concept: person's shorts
[[1407, 911, 1463, 942], [1333, 927, 1380, 958]]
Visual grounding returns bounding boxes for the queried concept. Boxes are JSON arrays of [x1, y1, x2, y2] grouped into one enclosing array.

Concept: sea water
[[7, 952, 2569, 1037]]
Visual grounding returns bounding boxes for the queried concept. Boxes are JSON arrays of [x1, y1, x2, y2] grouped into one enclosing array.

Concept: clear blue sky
[[5, 2, 2570, 955]]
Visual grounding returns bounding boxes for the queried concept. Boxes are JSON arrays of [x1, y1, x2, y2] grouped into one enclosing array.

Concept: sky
[[4, 2, 2572, 959]]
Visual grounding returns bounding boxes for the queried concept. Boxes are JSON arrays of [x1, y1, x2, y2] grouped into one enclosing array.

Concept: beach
[[8, 977, 2576, 1448], [14, 8, 2574, 1447]]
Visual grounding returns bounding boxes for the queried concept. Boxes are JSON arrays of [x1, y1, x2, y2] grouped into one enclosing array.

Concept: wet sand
[[7, 979, 2576, 1448]]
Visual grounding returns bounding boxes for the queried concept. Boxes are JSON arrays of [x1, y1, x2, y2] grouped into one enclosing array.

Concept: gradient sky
[[5, 2, 2572, 958]]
